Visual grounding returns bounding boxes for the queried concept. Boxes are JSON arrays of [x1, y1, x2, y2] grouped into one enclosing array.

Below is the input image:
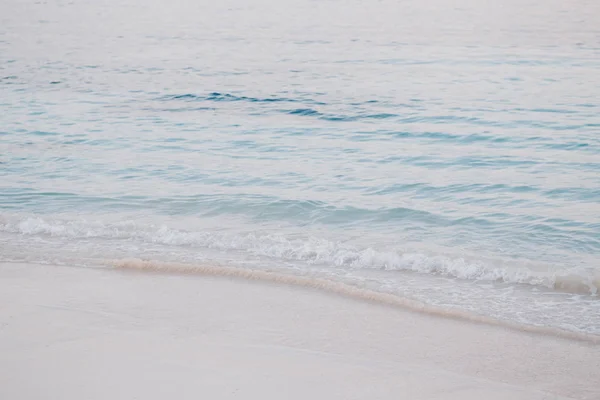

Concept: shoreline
[[113, 258, 600, 344], [1, 261, 599, 399]]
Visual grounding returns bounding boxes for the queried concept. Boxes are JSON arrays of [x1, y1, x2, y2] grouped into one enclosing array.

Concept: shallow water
[[1, 0, 600, 333]]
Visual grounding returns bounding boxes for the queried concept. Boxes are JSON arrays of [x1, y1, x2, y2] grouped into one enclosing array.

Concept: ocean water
[[1, 0, 599, 334]]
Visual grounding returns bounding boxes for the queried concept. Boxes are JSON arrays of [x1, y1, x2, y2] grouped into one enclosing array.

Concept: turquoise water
[[1, 0, 600, 333]]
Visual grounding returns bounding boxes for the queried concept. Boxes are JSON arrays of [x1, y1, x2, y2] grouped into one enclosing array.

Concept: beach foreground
[[1, 262, 598, 400]]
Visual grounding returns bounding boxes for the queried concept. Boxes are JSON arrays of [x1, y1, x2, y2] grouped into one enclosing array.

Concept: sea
[[1, 0, 599, 335]]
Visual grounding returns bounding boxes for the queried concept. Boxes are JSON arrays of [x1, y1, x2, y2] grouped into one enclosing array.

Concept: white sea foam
[[2, 215, 598, 295]]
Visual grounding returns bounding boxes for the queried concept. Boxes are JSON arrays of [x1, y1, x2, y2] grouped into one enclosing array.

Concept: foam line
[[4, 215, 598, 295]]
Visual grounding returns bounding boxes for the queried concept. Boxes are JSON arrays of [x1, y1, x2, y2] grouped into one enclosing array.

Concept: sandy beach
[[3, 0, 600, 398], [1, 261, 598, 400]]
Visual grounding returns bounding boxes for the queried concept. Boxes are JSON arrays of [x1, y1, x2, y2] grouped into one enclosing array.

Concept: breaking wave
[[2, 215, 598, 295]]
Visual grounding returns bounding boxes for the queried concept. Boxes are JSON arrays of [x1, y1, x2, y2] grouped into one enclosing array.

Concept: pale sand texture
[[1, 262, 598, 400]]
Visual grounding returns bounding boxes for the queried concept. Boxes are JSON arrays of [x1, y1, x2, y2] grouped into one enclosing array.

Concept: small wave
[[363, 113, 398, 119], [112, 258, 599, 344], [287, 108, 321, 116], [283, 109, 398, 122], [2, 215, 598, 295], [160, 93, 401, 122], [160, 92, 297, 103]]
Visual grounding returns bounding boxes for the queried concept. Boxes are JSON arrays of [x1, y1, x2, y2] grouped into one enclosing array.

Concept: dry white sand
[[1, 262, 599, 400]]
